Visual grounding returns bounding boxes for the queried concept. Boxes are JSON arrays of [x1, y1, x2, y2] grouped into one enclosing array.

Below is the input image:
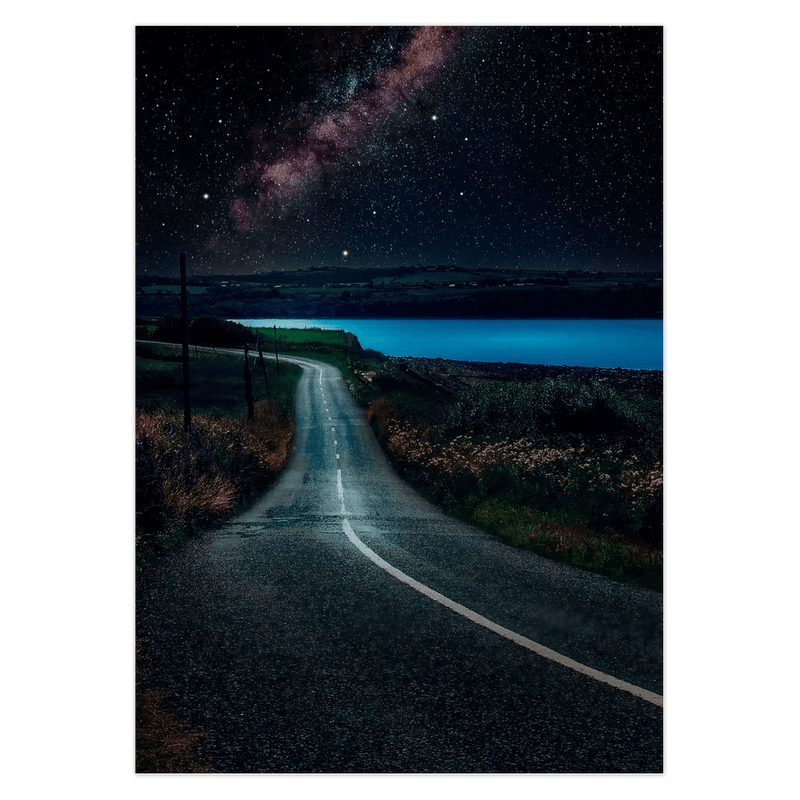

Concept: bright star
[[203, 193, 209, 199], [343, 250, 349, 257], [431, 115, 438, 121]]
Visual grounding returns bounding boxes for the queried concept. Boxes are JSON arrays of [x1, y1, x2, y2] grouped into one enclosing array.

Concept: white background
[[2, 2, 797, 798]]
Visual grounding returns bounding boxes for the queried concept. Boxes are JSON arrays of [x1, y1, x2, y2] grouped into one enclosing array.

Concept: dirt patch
[[136, 639, 214, 773]]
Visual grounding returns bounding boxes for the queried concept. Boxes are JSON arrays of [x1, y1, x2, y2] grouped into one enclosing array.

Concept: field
[[255, 326, 355, 351], [138, 284, 209, 294], [136, 341, 298, 416]]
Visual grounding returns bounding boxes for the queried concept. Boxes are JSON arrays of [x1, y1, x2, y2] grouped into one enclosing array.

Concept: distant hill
[[136, 266, 662, 320]]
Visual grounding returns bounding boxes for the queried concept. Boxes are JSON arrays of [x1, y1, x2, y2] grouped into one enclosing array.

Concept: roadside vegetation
[[343, 356, 663, 591], [135, 334, 301, 572]]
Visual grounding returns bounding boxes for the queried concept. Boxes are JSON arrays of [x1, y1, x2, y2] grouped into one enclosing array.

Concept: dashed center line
[[336, 468, 345, 513]]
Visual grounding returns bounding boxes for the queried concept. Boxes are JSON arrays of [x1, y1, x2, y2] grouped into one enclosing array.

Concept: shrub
[[365, 396, 395, 442], [152, 314, 183, 344], [189, 316, 252, 347], [135, 400, 293, 561], [444, 377, 650, 442], [152, 314, 255, 348]]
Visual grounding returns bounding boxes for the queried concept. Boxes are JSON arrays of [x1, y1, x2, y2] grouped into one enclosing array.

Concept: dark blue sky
[[136, 26, 662, 275]]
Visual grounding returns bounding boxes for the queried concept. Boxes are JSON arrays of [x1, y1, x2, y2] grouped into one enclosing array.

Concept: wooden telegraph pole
[[180, 252, 191, 432], [257, 335, 271, 396], [244, 342, 255, 421]]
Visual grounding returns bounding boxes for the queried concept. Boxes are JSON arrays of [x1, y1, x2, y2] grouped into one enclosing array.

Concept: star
[[136, 26, 662, 274]]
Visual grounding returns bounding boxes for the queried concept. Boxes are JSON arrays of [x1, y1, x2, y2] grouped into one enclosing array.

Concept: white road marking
[[341, 516, 663, 709], [336, 469, 346, 514], [312, 358, 661, 707], [175, 350, 662, 708]]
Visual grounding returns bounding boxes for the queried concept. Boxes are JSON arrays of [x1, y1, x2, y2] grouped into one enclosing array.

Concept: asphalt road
[[136, 355, 663, 773]]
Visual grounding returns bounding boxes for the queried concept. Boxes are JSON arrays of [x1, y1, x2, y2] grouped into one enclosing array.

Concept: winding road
[[136, 355, 663, 772]]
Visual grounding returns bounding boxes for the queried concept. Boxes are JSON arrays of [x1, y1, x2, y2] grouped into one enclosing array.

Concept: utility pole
[[180, 252, 191, 432], [273, 325, 280, 376], [244, 342, 254, 421], [257, 334, 271, 396]]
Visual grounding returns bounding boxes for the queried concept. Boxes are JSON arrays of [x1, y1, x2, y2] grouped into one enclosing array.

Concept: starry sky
[[136, 26, 662, 276]]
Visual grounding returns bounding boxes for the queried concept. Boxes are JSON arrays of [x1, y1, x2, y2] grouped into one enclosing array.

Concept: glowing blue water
[[233, 318, 663, 371]]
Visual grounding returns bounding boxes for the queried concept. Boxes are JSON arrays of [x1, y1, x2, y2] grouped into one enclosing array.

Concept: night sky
[[136, 26, 662, 276]]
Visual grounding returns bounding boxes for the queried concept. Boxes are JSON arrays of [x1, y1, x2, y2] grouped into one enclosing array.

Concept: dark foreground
[[137, 356, 662, 772]]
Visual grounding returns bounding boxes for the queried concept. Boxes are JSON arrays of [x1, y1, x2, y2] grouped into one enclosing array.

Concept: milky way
[[136, 26, 662, 274], [230, 27, 461, 232]]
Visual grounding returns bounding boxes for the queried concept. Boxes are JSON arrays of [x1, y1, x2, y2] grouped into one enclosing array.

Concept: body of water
[[233, 318, 663, 371]]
